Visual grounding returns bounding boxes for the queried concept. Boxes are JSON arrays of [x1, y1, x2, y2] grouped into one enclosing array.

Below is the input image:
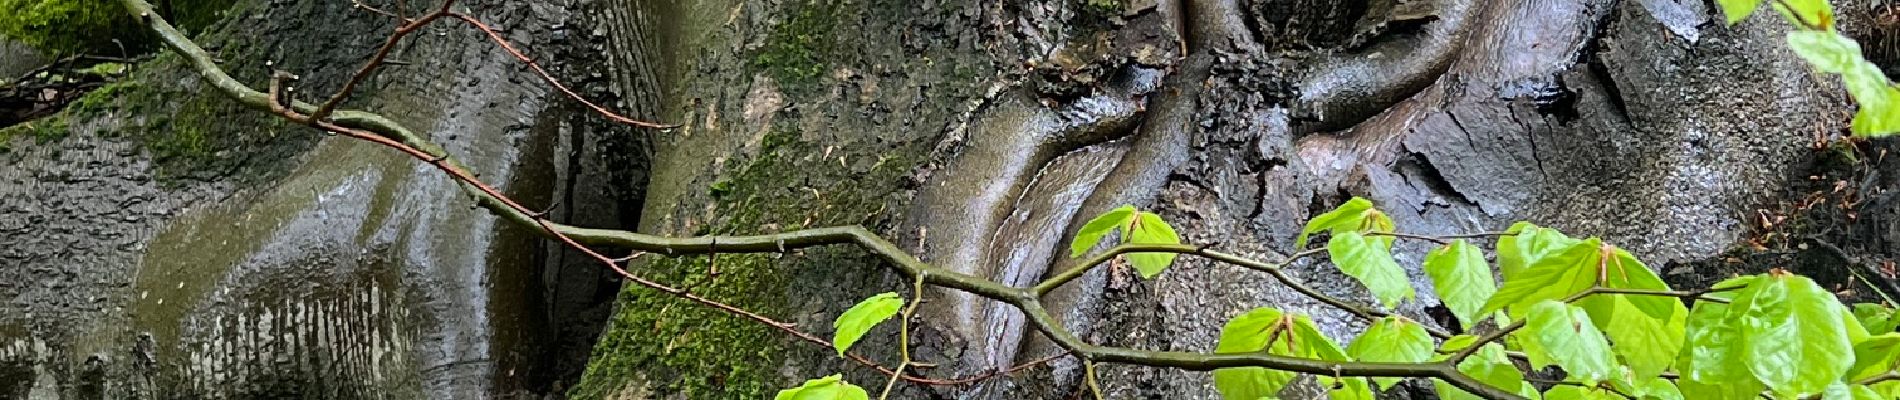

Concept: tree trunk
[[575, 0, 1894, 399], [1, 0, 1895, 399]]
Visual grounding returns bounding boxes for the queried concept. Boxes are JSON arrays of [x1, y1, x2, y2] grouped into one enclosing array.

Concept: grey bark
[[0, 0, 1894, 399]]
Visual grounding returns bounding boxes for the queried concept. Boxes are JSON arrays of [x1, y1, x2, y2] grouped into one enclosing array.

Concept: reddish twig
[[446, 12, 675, 129], [310, 0, 455, 123]]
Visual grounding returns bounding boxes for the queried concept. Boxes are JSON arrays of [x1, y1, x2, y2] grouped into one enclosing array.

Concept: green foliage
[[1071, 205, 1136, 257], [1735, 274, 1854, 397], [1069, 205, 1182, 279], [1717, 0, 1900, 136], [1521, 300, 1617, 384], [1853, 303, 1899, 334], [1480, 238, 1602, 319], [1347, 316, 1434, 389], [1296, 197, 1393, 249], [775, 375, 869, 400], [1424, 240, 1497, 328], [1126, 211, 1182, 278], [831, 292, 903, 355], [1212, 307, 1297, 398], [1329, 231, 1414, 308], [1211, 307, 1373, 399]]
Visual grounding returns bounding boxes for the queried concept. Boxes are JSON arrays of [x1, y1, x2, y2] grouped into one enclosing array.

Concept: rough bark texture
[[574, 0, 1892, 399], [0, 0, 643, 397], [2, 0, 1898, 399]]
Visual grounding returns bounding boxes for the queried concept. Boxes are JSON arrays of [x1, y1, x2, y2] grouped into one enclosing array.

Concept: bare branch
[[118, 0, 1521, 397]]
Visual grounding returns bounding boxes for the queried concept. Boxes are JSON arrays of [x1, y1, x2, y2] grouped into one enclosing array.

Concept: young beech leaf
[[1287, 314, 1375, 400], [1577, 294, 1685, 380], [1740, 274, 1854, 397], [775, 374, 870, 400], [832, 292, 904, 355], [1328, 231, 1414, 308], [1641, 378, 1685, 400], [1433, 341, 1533, 400], [1481, 238, 1602, 319], [1125, 211, 1181, 279], [1423, 240, 1497, 328], [1788, 30, 1862, 74], [1852, 303, 1899, 334], [1543, 386, 1620, 400], [1346, 316, 1434, 389], [1824, 383, 1884, 400], [1771, 0, 1834, 29], [1849, 333, 1900, 381], [1070, 205, 1137, 258], [1677, 377, 1766, 400], [1213, 307, 1295, 399], [1679, 276, 1754, 383], [1522, 300, 1616, 384], [1578, 248, 1685, 379], [1296, 197, 1379, 249], [1496, 222, 1581, 281], [1717, 0, 1764, 24]]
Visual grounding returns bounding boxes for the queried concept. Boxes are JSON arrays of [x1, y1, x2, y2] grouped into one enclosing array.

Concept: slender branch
[[122, 1, 1522, 398], [1364, 231, 1514, 244], [1083, 359, 1105, 400], [310, 0, 452, 122], [446, 13, 676, 129], [878, 273, 927, 400]]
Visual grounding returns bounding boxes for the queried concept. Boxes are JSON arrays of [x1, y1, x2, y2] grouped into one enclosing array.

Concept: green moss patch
[[570, 128, 928, 399], [749, 1, 843, 92], [0, 0, 238, 55]]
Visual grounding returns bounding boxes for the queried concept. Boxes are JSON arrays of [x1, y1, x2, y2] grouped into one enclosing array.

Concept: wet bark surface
[[0, 0, 643, 398], [2, 0, 1898, 398], [578, 0, 1896, 399]]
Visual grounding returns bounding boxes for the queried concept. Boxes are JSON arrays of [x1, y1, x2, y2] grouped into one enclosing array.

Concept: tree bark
[[1, 0, 1895, 398], [575, 0, 1889, 398]]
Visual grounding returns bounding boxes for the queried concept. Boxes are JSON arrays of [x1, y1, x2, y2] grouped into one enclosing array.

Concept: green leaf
[[1214, 307, 1296, 399], [1677, 377, 1766, 400], [1853, 303, 1899, 334], [1788, 30, 1863, 74], [1346, 317, 1434, 389], [1544, 386, 1619, 400], [1434, 342, 1533, 400], [775, 375, 871, 400], [1481, 238, 1603, 319], [1287, 315, 1375, 400], [832, 292, 904, 355], [1717, 0, 1764, 24], [1770, 0, 1834, 29], [1843, 67, 1900, 137], [1599, 247, 1677, 317], [1641, 378, 1685, 400], [1522, 300, 1617, 383], [1125, 211, 1182, 278], [1578, 293, 1686, 379], [1496, 222, 1580, 282], [1070, 205, 1137, 258], [1299, 195, 1375, 248], [1328, 231, 1415, 308], [1740, 274, 1855, 397], [1679, 276, 1754, 382], [1826, 382, 1885, 400], [1849, 333, 1900, 380], [1424, 240, 1497, 328]]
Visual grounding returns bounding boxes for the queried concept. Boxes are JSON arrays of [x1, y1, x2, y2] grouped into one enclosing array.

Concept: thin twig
[[121, 1, 1523, 397], [1083, 359, 1105, 400], [878, 273, 927, 400]]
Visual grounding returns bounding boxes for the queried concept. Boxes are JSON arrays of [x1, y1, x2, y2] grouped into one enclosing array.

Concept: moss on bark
[[0, 0, 236, 55]]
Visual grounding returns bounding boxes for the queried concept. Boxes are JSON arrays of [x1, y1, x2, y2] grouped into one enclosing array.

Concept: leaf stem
[[878, 273, 928, 400]]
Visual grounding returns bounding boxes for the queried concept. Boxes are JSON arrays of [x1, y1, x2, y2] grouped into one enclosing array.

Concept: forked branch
[[117, 0, 1521, 397]]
